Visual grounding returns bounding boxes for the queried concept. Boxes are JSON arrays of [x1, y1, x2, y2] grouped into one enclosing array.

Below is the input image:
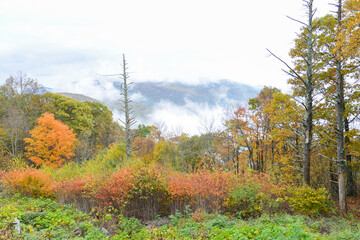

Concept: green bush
[[286, 185, 335, 217], [113, 214, 148, 239], [224, 183, 266, 219], [125, 166, 170, 220]]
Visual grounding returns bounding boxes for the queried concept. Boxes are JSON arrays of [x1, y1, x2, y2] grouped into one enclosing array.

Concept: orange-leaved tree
[[25, 112, 77, 168]]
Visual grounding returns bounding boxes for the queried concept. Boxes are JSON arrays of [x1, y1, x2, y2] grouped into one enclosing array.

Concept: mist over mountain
[[123, 80, 258, 107], [58, 80, 260, 134]]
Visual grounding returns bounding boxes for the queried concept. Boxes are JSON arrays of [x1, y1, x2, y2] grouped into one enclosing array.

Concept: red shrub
[[1, 164, 279, 220], [54, 176, 93, 199], [94, 168, 134, 209], [52, 174, 97, 212], [168, 172, 192, 213]]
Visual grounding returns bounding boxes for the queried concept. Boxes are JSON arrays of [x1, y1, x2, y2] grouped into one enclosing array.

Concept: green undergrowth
[[0, 193, 106, 239], [0, 193, 359, 239], [153, 213, 360, 240]]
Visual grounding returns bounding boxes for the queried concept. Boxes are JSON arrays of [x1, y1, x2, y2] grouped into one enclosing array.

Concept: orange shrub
[[168, 172, 191, 198], [94, 168, 134, 209], [168, 170, 234, 213], [0, 164, 284, 221], [2, 168, 54, 198], [167, 171, 193, 214], [189, 170, 234, 212]]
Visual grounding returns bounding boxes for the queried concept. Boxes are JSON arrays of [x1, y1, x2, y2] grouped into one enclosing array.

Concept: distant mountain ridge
[[121, 80, 258, 107], [57, 80, 260, 121], [57, 92, 100, 103]]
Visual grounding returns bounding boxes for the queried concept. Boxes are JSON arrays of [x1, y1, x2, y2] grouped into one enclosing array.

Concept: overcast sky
[[0, 0, 335, 93]]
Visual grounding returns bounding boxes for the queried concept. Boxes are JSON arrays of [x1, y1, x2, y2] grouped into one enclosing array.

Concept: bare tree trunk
[[329, 160, 339, 195], [335, 0, 346, 216], [302, 0, 315, 185], [345, 117, 356, 196], [267, 0, 316, 185], [120, 54, 136, 160]]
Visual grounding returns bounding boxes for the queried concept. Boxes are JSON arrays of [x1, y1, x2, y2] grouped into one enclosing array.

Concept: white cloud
[[146, 99, 225, 135], [0, 0, 335, 93], [66, 79, 120, 103], [0, 0, 338, 137], [130, 92, 147, 103]]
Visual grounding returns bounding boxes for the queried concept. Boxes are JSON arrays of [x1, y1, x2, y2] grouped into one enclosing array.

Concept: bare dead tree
[[119, 55, 136, 160], [302, 0, 316, 186], [267, 0, 317, 185], [98, 55, 136, 160]]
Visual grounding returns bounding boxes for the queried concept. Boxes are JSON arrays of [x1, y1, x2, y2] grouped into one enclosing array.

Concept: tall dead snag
[[120, 54, 136, 160], [99, 54, 136, 160], [267, 0, 316, 185], [302, 0, 315, 185], [335, 0, 346, 216]]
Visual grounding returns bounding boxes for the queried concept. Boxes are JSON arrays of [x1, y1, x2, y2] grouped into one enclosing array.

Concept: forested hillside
[[1, 0, 360, 239]]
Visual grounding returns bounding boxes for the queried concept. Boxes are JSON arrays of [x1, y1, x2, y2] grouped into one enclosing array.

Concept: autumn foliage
[[1, 168, 54, 198], [168, 170, 234, 213], [1, 163, 336, 221], [95, 168, 134, 209], [25, 113, 77, 168], [52, 174, 98, 212]]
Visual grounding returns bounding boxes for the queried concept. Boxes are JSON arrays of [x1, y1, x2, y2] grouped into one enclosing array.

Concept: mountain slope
[[57, 92, 100, 103]]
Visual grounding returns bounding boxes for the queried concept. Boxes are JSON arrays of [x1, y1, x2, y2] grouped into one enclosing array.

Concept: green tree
[[43, 93, 94, 136], [135, 124, 152, 139], [86, 101, 120, 154], [43, 93, 122, 161]]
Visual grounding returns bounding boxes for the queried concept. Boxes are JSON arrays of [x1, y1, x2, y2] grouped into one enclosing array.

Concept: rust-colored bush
[[2, 168, 54, 198], [94, 168, 134, 210], [1, 163, 287, 221], [168, 170, 234, 214], [53, 175, 96, 212]]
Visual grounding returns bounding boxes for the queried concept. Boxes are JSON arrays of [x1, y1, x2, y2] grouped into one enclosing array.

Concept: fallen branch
[[2, 217, 20, 233]]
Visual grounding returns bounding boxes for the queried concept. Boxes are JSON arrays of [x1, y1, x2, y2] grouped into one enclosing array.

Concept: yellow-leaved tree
[[25, 112, 77, 168]]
